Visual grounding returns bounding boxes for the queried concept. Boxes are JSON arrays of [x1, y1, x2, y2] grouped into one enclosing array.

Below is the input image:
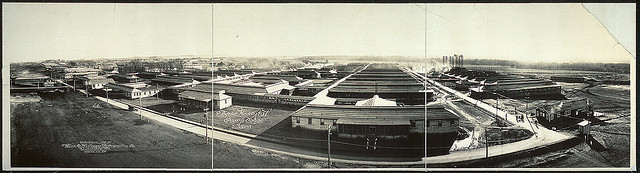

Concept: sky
[[2, 3, 635, 63], [424, 3, 635, 63], [2, 3, 213, 63]]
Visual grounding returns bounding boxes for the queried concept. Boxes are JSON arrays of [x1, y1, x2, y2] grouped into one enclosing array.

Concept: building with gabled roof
[[354, 95, 396, 106], [105, 82, 161, 99], [52, 67, 101, 80], [536, 99, 594, 123], [470, 79, 561, 99], [177, 90, 232, 110], [76, 76, 115, 90], [290, 102, 460, 155]]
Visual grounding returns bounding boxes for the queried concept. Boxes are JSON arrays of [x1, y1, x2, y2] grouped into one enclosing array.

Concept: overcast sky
[[2, 3, 635, 63]]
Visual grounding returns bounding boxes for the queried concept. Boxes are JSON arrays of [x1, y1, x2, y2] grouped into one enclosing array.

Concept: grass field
[[142, 101, 296, 135], [190, 104, 295, 135], [10, 92, 310, 168]]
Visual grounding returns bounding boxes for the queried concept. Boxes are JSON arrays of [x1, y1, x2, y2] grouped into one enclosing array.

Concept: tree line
[[461, 59, 630, 74]]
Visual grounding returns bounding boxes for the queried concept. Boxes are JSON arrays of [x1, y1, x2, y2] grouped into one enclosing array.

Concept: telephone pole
[[139, 96, 142, 120], [105, 87, 110, 103], [496, 82, 500, 123], [485, 126, 488, 158], [205, 111, 209, 143], [327, 123, 332, 168]]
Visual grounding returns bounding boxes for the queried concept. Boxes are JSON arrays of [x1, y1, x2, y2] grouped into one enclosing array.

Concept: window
[[437, 120, 442, 126], [320, 119, 325, 125], [296, 117, 300, 123], [450, 120, 455, 126], [308, 118, 312, 124], [411, 121, 416, 127]]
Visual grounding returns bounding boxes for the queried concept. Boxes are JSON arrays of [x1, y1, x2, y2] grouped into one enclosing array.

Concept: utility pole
[[205, 111, 209, 143], [106, 87, 110, 103], [327, 123, 332, 168], [139, 95, 142, 120], [374, 138, 377, 150], [496, 82, 501, 123], [366, 138, 369, 150], [485, 126, 488, 158], [86, 82, 89, 97], [211, 50, 215, 169]]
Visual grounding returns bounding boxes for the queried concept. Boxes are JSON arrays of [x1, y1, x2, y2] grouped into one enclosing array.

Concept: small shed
[[577, 120, 590, 135]]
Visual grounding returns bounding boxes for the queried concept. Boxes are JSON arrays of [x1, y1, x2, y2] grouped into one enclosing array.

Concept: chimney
[[460, 54, 464, 68]]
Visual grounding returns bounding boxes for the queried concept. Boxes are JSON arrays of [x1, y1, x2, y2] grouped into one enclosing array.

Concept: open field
[[197, 104, 294, 135], [141, 100, 296, 135], [9, 92, 314, 168], [493, 128, 630, 168]]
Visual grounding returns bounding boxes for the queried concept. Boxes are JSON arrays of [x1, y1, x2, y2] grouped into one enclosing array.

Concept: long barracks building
[[290, 63, 457, 156], [327, 64, 433, 105]]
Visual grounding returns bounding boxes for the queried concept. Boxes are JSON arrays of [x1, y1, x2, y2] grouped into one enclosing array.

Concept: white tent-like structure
[[355, 95, 396, 107]]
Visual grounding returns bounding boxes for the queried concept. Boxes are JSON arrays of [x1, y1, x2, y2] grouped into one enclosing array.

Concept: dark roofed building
[[250, 75, 305, 85], [137, 72, 167, 79], [287, 69, 321, 79], [152, 76, 201, 87], [470, 79, 561, 99], [110, 73, 142, 83], [213, 69, 255, 76], [550, 75, 587, 83]]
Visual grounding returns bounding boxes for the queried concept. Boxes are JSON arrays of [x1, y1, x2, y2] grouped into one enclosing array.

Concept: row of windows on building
[[294, 117, 337, 126], [425, 119, 456, 127], [295, 117, 455, 128], [338, 125, 409, 135], [494, 86, 556, 93], [237, 94, 311, 104], [131, 90, 157, 97]]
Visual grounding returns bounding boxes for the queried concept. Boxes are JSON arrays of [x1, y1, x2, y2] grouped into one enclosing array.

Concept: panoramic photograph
[[2, 3, 635, 171]]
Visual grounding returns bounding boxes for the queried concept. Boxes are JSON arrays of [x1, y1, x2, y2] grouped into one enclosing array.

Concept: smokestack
[[452, 55, 455, 67], [449, 56, 453, 67], [443, 56, 446, 65], [460, 54, 463, 68], [454, 54, 458, 67]]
